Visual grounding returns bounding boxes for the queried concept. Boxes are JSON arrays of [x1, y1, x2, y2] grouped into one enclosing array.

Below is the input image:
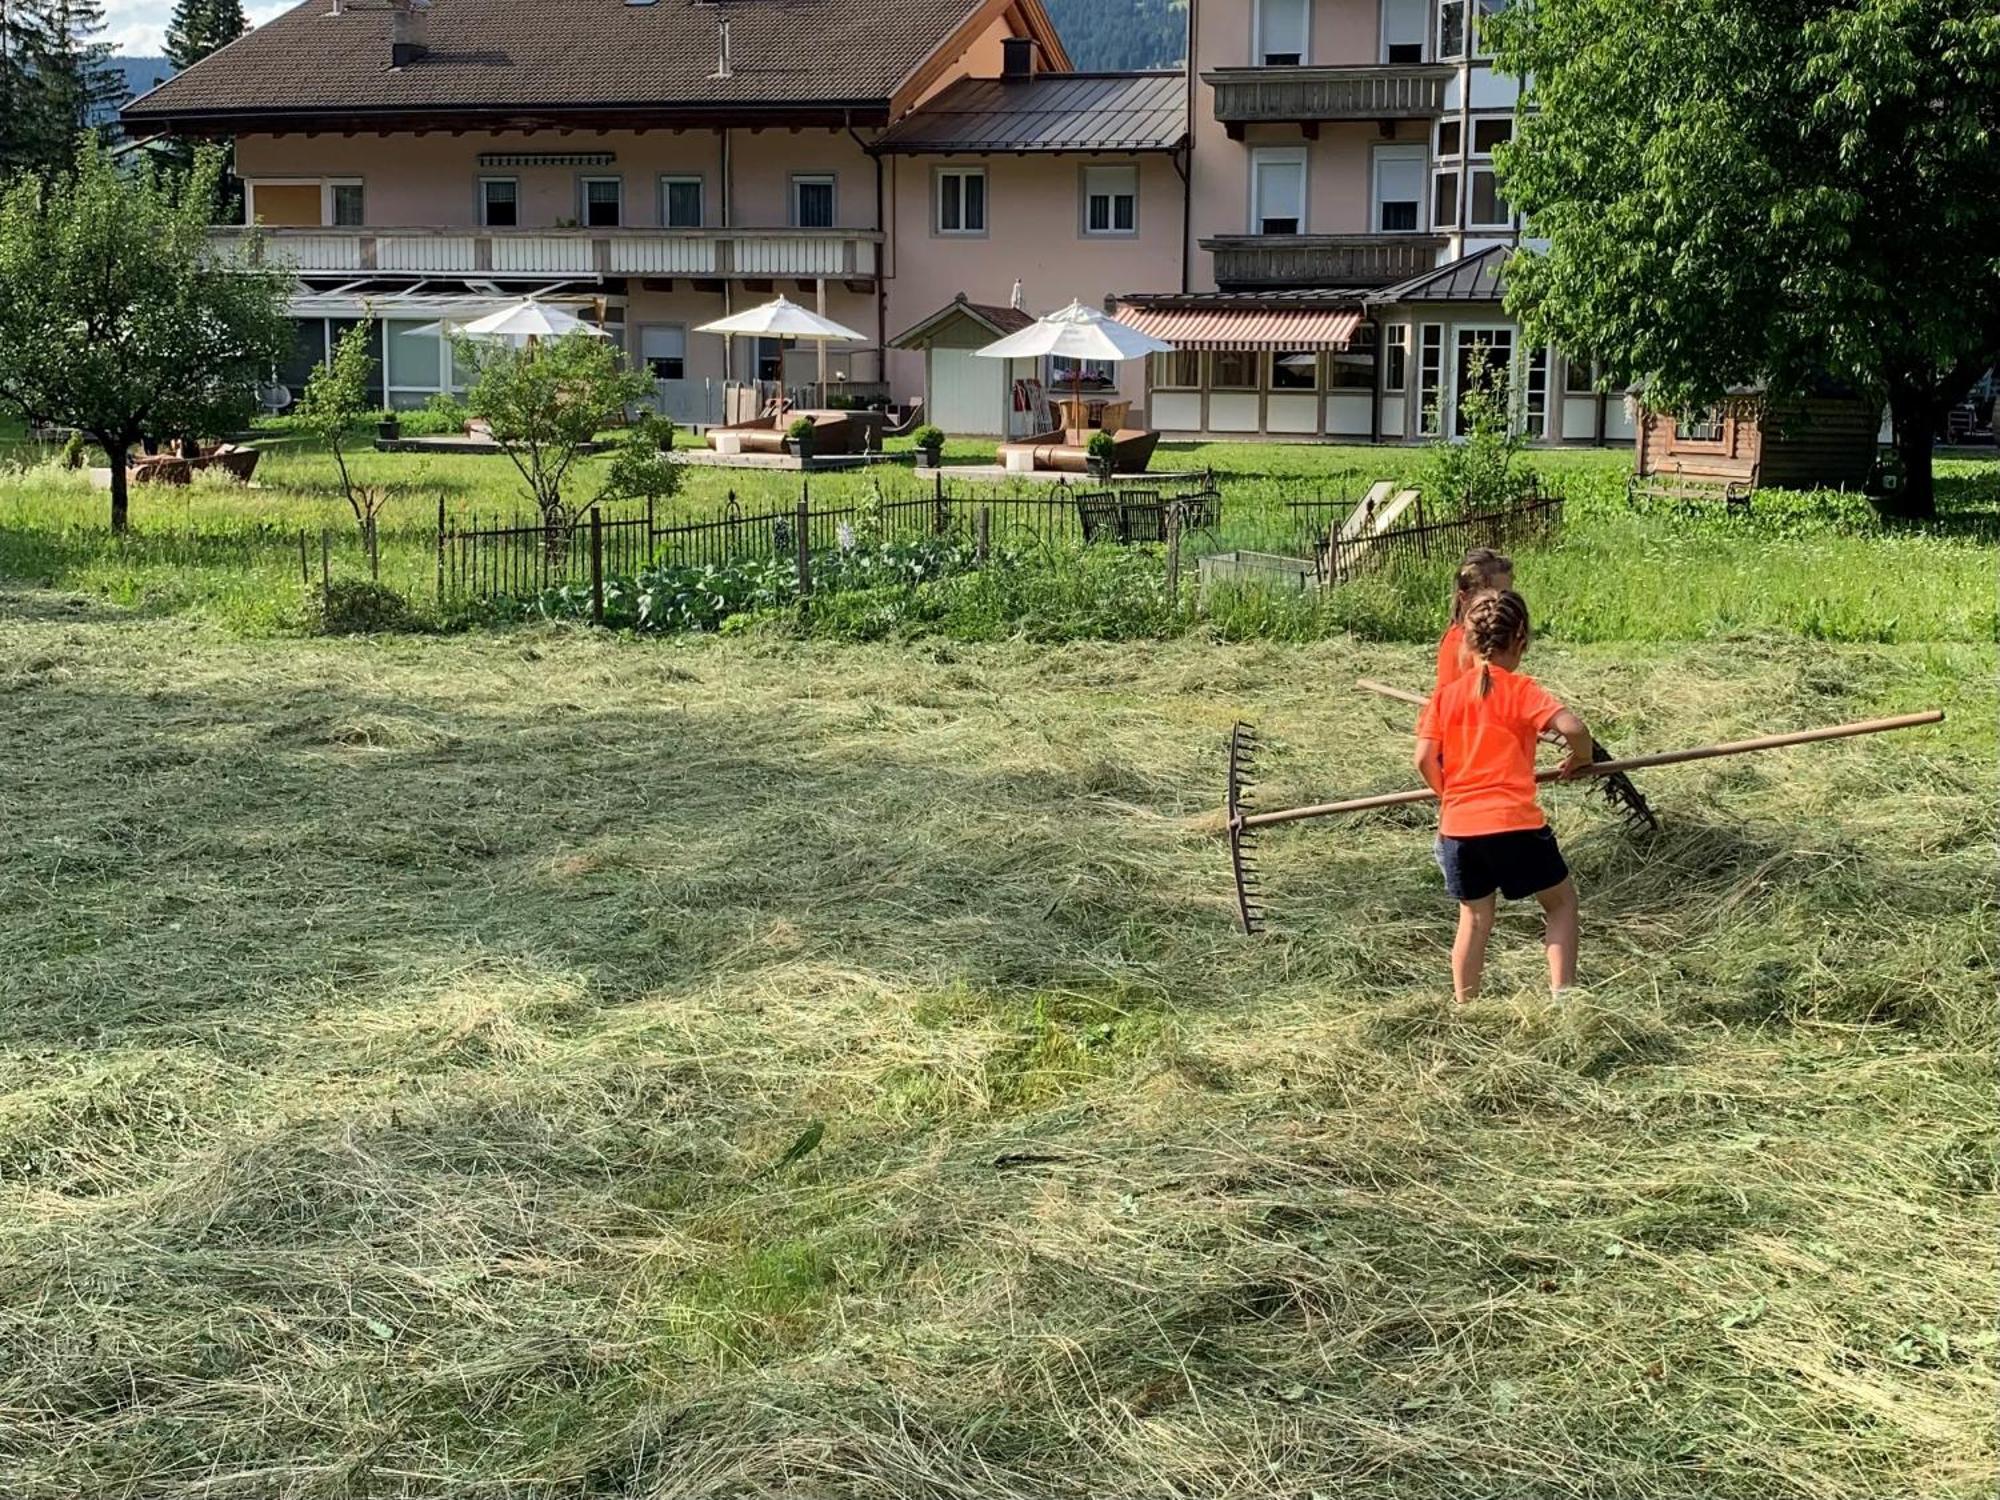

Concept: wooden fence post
[[298, 528, 308, 585], [434, 494, 446, 607], [1164, 503, 1182, 614], [589, 508, 605, 625], [976, 504, 991, 566], [794, 496, 812, 605], [367, 515, 380, 580], [319, 529, 331, 609]]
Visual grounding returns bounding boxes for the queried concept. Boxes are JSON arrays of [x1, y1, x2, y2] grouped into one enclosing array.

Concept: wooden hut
[[1635, 385, 1881, 492]]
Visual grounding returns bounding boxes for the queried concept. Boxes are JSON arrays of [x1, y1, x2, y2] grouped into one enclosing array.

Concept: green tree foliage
[[0, 0, 125, 175], [1489, 0, 2000, 517], [298, 316, 390, 535], [457, 331, 678, 539], [0, 138, 293, 530], [1043, 0, 1184, 70], [1422, 342, 1537, 515], [164, 0, 245, 71]]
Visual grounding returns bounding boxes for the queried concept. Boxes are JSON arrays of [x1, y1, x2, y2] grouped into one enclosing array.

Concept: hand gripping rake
[[1224, 709, 1944, 935], [1357, 678, 1660, 834]]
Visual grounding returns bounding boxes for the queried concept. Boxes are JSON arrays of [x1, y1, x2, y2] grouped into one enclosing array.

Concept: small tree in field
[[0, 138, 292, 532], [1422, 342, 1537, 517], [457, 331, 660, 544], [297, 316, 392, 540]]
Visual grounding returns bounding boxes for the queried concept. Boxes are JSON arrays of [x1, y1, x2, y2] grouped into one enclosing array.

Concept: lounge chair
[[997, 425, 1160, 475], [704, 409, 881, 457], [880, 399, 926, 438]]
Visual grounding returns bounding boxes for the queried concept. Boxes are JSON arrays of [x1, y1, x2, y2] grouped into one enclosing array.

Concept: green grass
[[0, 599, 1991, 1497]]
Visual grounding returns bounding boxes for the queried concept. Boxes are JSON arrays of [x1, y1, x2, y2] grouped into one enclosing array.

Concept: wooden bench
[[1627, 471, 1753, 511]]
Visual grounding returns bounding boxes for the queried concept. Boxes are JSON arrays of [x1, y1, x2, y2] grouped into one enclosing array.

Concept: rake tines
[[1227, 721, 1266, 934], [1592, 744, 1661, 833]]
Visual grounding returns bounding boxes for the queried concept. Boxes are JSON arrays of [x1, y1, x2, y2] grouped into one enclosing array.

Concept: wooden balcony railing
[[209, 225, 882, 279], [1201, 233, 1449, 288], [1203, 65, 1454, 134]]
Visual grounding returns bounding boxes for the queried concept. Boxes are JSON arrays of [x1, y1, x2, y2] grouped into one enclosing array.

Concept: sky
[[102, 0, 293, 57]]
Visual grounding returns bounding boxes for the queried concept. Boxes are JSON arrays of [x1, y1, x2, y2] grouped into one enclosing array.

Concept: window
[[1418, 324, 1444, 434], [1326, 349, 1373, 389], [1150, 349, 1201, 388], [1454, 327, 1514, 435], [1384, 324, 1409, 391], [1083, 165, 1137, 235], [660, 175, 703, 228], [1437, 120, 1461, 158], [478, 177, 518, 227], [1469, 167, 1508, 227], [329, 181, 364, 226], [640, 325, 687, 382], [1563, 356, 1597, 393], [1524, 346, 1550, 437], [1255, 0, 1308, 65], [1472, 116, 1513, 156], [1270, 351, 1318, 390], [1472, 0, 1503, 57], [1382, 0, 1427, 61], [1432, 170, 1460, 228], [1250, 148, 1306, 235], [385, 318, 442, 397], [1051, 355, 1115, 387], [935, 167, 986, 235], [1373, 145, 1425, 233], [792, 174, 836, 228], [1678, 407, 1725, 443], [1438, 0, 1466, 57], [581, 177, 622, 227], [1210, 350, 1258, 390]]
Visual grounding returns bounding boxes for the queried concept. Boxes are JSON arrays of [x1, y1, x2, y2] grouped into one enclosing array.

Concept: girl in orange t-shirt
[[1414, 589, 1595, 1002], [1435, 548, 1514, 688]]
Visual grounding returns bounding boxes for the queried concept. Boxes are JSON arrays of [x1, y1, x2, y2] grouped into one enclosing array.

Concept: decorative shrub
[[1086, 429, 1118, 465], [302, 579, 416, 634], [785, 416, 818, 443], [911, 424, 945, 451]]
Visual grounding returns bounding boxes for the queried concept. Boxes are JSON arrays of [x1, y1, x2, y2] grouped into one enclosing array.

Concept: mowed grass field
[[0, 585, 1993, 1496]]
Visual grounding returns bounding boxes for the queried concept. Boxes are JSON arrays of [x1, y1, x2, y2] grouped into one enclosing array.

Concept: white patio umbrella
[[697, 296, 866, 405], [410, 297, 611, 343], [972, 298, 1175, 435]]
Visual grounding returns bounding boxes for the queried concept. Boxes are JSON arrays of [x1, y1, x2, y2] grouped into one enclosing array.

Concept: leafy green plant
[[911, 424, 945, 452], [302, 578, 416, 634], [1086, 429, 1118, 468], [1421, 342, 1537, 517], [297, 317, 391, 538], [785, 416, 817, 445]]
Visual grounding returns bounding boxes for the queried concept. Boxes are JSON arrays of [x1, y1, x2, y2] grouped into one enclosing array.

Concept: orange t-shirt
[[1435, 622, 1467, 688], [1415, 663, 1565, 837]]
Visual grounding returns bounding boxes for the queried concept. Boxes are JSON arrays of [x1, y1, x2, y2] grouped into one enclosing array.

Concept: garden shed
[[888, 295, 1043, 438], [1635, 384, 1882, 490]]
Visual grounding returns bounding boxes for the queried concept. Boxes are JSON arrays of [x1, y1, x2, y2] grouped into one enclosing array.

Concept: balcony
[[1204, 65, 1454, 136], [209, 225, 882, 280], [1202, 234, 1449, 288]]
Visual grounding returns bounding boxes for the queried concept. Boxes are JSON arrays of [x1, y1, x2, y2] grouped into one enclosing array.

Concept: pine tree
[[38, 0, 123, 135], [0, 0, 123, 175], [165, 0, 246, 73]]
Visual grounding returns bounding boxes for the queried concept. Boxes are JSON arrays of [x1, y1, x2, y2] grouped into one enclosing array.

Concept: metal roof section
[[876, 71, 1188, 153], [1364, 244, 1511, 306]]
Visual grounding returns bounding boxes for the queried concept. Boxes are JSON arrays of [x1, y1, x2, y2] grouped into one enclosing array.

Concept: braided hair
[[1462, 588, 1531, 698], [1450, 547, 1514, 623]]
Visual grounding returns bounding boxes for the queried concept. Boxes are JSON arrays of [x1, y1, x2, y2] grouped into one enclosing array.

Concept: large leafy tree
[[0, 138, 294, 531], [165, 0, 246, 71], [1489, 0, 2000, 516]]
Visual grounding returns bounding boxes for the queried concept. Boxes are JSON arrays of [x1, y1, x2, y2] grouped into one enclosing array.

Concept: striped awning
[[1114, 303, 1363, 352]]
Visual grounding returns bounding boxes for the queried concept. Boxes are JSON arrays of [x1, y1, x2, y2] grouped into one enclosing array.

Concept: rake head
[[1227, 721, 1265, 934], [1591, 743, 1661, 834]]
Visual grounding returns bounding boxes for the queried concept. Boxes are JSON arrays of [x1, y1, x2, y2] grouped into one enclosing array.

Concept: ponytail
[[1463, 588, 1531, 699]]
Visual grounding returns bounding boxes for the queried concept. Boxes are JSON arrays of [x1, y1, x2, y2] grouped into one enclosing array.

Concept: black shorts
[[1434, 826, 1570, 902]]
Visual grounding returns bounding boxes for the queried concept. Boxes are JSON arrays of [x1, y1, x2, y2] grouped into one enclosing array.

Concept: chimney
[[390, 0, 430, 67], [712, 17, 734, 79], [1000, 36, 1035, 81]]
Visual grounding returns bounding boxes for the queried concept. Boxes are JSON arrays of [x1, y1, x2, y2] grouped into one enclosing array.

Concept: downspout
[[848, 112, 887, 391], [1181, 0, 1197, 291], [720, 126, 733, 381]]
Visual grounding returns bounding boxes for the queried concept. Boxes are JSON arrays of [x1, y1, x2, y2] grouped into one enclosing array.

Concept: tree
[[165, 0, 245, 71], [297, 316, 390, 539], [456, 331, 673, 546], [1488, 0, 2000, 517], [1422, 341, 1537, 516], [0, 0, 123, 176], [0, 138, 294, 531]]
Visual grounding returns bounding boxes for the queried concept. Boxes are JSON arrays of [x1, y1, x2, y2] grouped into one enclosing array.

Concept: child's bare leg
[[1535, 878, 1579, 992], [1452, 896, 1498, 1002]]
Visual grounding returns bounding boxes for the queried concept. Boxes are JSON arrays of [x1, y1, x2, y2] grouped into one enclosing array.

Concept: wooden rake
[[1225, 709, 1945, 935], [1356, 677, 1661, 834]]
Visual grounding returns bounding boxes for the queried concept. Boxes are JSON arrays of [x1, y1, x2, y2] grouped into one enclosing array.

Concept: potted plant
[[785, 414, 817, 464], [376, 409, 401, 441], [911, 423, 945, 468], [1086, 427, 1117, 479]]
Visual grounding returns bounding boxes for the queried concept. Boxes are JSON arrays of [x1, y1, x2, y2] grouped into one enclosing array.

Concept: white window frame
[[1471, 0, 1503, 59], [791, 173, 837, 228], [934, 166, 987, 237], [244, 178, 367, 229], [1081, 164, 1138, 237], [326, 179, 365, 227], [579, 175, 623, 228], [1418, 322, 1445, 435], [1524, 345, 1551, 437], [1249, 146, 1308, 235], [477, 176, 518, 228], [659, 174, 705, 228], [1437, 0, 1467, 59], [1371, 143, 1428, 233], [1469, 113, 1514, 159], [1380, 0, 1429, 62], [1467, 165, 1511, 229], [1253, 0, 1310, 65], [1149, 349, 1201, 389], [1451, 323, 1516, 436], [639, 322, 689, 382], [1384, 323, 1409, 392]]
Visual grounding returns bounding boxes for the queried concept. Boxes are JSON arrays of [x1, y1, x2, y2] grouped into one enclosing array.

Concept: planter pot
[[787, 439, 815, 467], [917, 444, 943, 469], [377, 418, 401, 441], [1087, 458, 1113, 480]]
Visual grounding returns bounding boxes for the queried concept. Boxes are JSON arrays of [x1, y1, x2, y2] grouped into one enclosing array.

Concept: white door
[[930, 347, 1004, 435]]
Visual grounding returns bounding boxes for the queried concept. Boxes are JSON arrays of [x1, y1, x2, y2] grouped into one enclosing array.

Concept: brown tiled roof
[[876, 70, 1187, 153], [888, 293, 1034, 347], [125, 0, 994, 125]]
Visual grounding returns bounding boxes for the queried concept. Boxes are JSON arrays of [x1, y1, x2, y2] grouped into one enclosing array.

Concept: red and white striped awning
[[1114, 303, 1363, 352]]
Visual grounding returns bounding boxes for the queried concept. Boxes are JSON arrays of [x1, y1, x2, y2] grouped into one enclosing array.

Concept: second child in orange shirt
[[1435, 548, 1514, 689], [1415, 589, 1595, 1002]]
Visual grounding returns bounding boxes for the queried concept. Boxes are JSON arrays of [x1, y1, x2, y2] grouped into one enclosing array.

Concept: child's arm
[[1546, 708, 1596, 779], [1413, 735, 1446, 797]]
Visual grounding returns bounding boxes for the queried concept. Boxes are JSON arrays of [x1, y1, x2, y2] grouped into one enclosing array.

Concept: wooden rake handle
[[1237, 710, 1945, 831]]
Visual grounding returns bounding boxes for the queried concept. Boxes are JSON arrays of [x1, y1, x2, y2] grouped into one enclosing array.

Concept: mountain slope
[[1044, 0, 1185, 71]]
